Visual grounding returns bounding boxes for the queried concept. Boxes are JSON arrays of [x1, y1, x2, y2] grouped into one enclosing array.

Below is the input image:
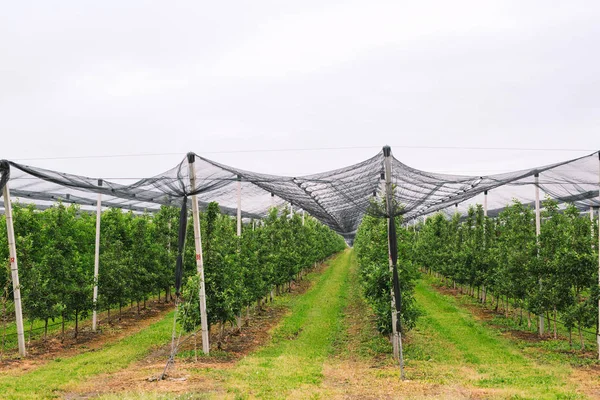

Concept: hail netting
[[0, 149, 599, 239], [390, 151, 600, 222], [0, 161, 9, 193]]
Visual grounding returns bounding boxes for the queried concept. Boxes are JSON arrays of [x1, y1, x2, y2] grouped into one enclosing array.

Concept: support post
[[482, 190, 488, 303], [271, 193, 275, 210], [483, 190, 488, 217], [535, 173, 544, 337], [3, 182, 26, 356], [597, 151, 600, 360], [236, 175, 242, 330], [92, 179, 102, 332], [237, 176, 242, 237], [188, 154, 210, 354], [383, 145, 405, 379]]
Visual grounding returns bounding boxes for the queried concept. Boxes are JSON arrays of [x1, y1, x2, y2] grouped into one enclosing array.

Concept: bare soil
[[65, 266, 323, 398], [0, 299, 174, 372]]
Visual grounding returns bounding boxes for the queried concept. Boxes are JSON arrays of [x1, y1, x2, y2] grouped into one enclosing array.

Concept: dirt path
[[4, 251, 599, 399], [0, 299, 174, 376], [63, 259, 336, 399]]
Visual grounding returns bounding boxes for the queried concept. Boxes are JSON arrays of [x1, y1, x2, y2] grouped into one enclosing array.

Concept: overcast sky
[[1, 1, 599, 181]]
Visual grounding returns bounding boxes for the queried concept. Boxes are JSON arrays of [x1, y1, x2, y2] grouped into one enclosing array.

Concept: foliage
[[353, 199, 421, 335], [0, 200, 344, 345], [178, 203, 346, 334], [413, 201, 599, 340]]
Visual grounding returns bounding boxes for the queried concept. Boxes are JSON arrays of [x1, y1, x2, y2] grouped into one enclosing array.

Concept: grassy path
[[218, 249, 352, 399], [1, 251, 593, 399], [0, 311, 175, 399], [405, 279, 583, 399]]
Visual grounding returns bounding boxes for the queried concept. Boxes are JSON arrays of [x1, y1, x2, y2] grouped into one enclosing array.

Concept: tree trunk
[[28, 320, 33, 344], [137, 301, 140, 316], [527, 312, 532, 329], [44, 318, 49, 340], [61, 314, 65, 343], [519, 308, 523, 326], [1, 290, 7, 360], [553, 307, 558, 339], [578, 324, 585, 350], [217, 322, 225, 350], [75, 309, 79, 339], [568, 328, 572, 348], [194, 330, 198, 362]]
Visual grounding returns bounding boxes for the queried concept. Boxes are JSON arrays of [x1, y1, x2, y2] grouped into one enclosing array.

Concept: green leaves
[[354, 199, 421, 335], [414, 200, 599, 339], [0, 199, 345, 344], [178, 203, 346, 334]]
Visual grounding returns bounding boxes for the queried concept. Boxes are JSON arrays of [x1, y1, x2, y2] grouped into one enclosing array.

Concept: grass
[[331, 250, 392, 362], [1, 252, 595, 399], [0, 311, 176, 399], [427, 275, 600, 367], [216, 249, 353, 399], [406, 278, 584, 399], [0, 295, 166, 357]]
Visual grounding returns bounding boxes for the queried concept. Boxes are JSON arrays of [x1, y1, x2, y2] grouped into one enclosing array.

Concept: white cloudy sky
[[1, 0, 599, 180]]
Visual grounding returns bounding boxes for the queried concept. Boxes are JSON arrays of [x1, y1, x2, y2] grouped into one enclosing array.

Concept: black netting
[[0, 160, 9, 194], [1, 148, 598, 239]]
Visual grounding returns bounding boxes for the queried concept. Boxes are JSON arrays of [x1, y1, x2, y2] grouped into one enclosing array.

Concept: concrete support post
[[3, 182, 26, 356]]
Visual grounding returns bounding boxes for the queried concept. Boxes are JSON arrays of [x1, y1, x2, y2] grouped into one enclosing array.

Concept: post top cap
[[382, 145, 392, 157]]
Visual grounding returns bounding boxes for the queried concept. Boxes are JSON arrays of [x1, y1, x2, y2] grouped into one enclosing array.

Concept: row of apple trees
[[178, 203, 347, 345], [412, 200, 599, 348], [0, 202, 345, 342], [352, 206, 421, 336]]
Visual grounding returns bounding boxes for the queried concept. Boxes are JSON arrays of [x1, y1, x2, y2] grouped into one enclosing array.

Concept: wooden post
[[3, 182, 26, 356], [187, 153, 210, 354], [92, 179, 102, 332], [535, 173, 544, 336], [383, 145, 405, 379]]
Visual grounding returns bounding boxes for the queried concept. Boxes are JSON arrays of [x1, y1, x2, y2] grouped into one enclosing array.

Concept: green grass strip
[[0, 311, 175, 399], [221, 250, 352, 399], [407, 279, 582, 399]]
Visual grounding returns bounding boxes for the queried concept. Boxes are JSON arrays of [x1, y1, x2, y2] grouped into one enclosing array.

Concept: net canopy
[[0, 148, 598, 240]]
